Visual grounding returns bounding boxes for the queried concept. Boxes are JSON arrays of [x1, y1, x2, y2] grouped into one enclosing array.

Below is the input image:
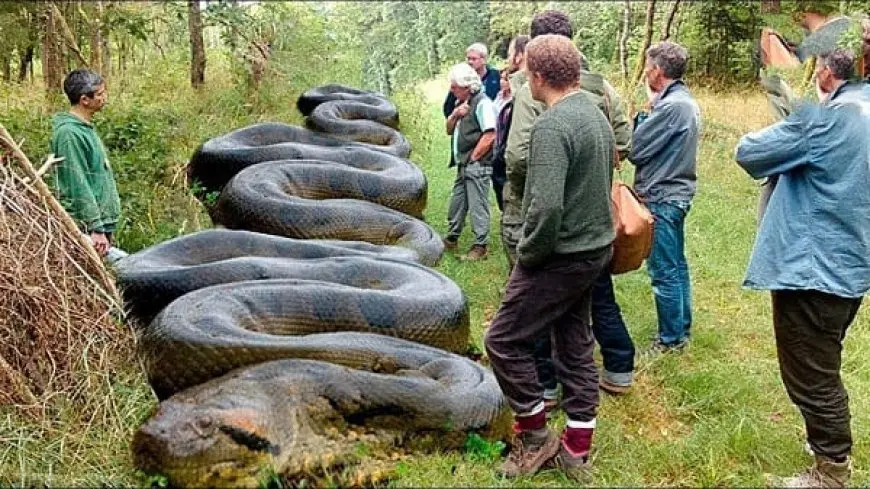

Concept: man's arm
[[518, 126, 568, 268], [471, 132, 495, 161], [760, 72, 795, 120], [735, 111, 808, 179], [504, 83, 544, 189], [470, 98, 496, 161], [443, 92, 457, 119], [627, 103, 682, 167], [604, 80, 632, 160], [53, 133, 102, 231], [445, 102, 469, 135]]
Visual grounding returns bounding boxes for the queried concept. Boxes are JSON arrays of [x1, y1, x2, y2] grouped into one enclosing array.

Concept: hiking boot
[[442, 238, 458, 252], [552, 440, 592, 483], [462, 244, 488, 261], [499, 428, 560, 478], [766, 455, 851, 488]]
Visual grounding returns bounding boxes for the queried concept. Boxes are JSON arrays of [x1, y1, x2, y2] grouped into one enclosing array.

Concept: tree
[[678, 1, 762, 80], [188, 0, 205, 88], [89, 1, 105, 75], [761, 0, 781, 14], [632, 0, 657, 91], [661, 0, 681, 40], [42, 3, 63, 93]]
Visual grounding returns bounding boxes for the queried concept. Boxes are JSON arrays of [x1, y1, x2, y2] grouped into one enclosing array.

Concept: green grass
[[386, 82, 870, 487], [1, 61, 868, 486]]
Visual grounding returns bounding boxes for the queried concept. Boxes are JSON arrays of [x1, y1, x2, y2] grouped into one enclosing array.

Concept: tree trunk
[[661, 0, 681, 41], [632, 0, 657, 88], [42, 5, 64, 94], [50, 2, 88, 67], [89, 0, 104, 74], [619, 0, 632, 81], [761, 0, 780, 14], [18, 46, 34, 83], [119, 36, 126, 73], [2, 55, 10, 82], [672, 2, 685, 41], [188, 0, 206, 88]]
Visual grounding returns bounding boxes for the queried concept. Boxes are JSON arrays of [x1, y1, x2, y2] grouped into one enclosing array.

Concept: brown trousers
[[485, 247, 611, 422]]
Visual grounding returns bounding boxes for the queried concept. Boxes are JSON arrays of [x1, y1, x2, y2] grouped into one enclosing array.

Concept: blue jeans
[[591, 272, 635, 381], [647, 201, 693, 345]]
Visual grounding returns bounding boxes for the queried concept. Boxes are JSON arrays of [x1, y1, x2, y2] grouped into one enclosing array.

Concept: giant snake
[[117, 85, 508, 487]]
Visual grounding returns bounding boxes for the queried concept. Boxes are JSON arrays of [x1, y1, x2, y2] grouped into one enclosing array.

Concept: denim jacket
[[735, 83, 870, 298], [628, 80, 701, 204]]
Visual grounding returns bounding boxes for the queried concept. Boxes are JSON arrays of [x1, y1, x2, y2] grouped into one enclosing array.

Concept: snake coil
[[117, 85, 507, 487]]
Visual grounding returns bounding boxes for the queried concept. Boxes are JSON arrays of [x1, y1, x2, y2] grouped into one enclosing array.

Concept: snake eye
[[194, 416, 214, 433]]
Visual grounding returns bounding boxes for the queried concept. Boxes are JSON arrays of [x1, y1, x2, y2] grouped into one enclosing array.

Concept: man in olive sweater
[[503, 10, 636, 410], [485, 35, 615, 481]]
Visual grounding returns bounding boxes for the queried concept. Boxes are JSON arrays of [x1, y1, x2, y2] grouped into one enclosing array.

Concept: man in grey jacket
[[628, 41, 700, 352]]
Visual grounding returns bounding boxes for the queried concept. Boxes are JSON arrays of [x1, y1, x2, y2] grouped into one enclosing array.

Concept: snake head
[[133, 400, 281, 488]]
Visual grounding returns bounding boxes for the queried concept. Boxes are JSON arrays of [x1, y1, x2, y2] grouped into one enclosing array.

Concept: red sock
[[562, 427, 593, 457], [514, 410, 547, 432]]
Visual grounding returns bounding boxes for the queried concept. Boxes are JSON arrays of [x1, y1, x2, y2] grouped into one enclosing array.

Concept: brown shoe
[[499, 428, 560, 478], [766, 455, 851, 488], [553, 441, 592, 483], [442, 238, 458, 252], [462, 244, 488, 261], [599, 378, 632, 395]]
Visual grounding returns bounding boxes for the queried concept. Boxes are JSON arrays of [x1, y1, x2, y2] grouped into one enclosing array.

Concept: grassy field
[[390, 78, 870, 487], [1, 62, 868, 486]]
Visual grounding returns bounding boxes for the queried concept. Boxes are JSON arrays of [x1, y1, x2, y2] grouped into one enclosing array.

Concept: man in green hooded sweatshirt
[[50, 68, 122, 260]]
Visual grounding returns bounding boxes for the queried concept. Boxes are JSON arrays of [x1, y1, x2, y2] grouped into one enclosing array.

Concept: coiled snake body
[[119, 85, 507, 487]]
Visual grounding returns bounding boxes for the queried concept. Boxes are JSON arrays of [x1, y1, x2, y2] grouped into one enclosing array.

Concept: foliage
[[462, 433, 506, 463], [332, 2, 489, 94], [678, 1, 764, 81], [0, 2, 39, 59]]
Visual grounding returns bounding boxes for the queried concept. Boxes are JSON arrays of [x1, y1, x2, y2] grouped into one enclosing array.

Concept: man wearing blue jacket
[[735, 49, 870, 489], [628, 41, 700, 352]]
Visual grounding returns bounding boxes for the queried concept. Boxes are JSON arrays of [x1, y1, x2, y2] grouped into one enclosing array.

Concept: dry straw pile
[[0, 125, 138, 422]]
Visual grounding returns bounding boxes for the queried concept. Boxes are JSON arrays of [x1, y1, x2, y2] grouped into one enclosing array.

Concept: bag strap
[[602, 86, 622, 173]]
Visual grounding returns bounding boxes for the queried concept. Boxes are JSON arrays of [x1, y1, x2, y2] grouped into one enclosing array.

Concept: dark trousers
[[492, 167, 506, 212], [485, 248, 611, 422], [771, 289, 862, 460], [534, 269, 635, 390]]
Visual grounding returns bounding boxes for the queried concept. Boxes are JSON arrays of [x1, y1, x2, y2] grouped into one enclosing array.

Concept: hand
[[453, 102, 470, 119], [644, 82, 657, 105], [89, 231, 110, 256]]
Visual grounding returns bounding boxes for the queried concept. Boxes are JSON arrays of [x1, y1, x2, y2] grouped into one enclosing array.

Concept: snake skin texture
[[118, 85, 508, 487]]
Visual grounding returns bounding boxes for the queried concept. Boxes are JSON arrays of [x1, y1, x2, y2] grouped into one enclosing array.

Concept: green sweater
[[50, 112, 120, 233], [518, 92, 615, 267], [503, 70, 631, 227]]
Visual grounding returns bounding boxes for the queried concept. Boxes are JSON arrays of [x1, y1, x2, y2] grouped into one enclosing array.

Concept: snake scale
[[116, 84, 508, 487]]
